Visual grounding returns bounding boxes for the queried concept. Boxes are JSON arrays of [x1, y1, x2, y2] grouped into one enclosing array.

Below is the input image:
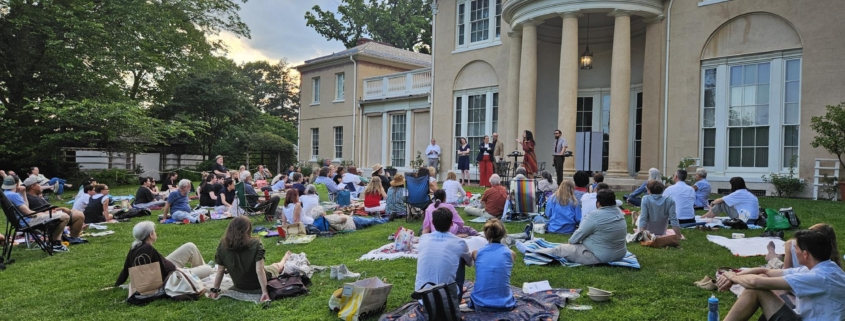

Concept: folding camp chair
[[235, 182, 277, 221], [1, 192, 61, 264], [314, 183, 332, 202], [506, 178, 541, 221], [404, 174, 431, 223]]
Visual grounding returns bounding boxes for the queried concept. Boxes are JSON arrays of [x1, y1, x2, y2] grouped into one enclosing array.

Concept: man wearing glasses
[[552, 129, 568, 185]]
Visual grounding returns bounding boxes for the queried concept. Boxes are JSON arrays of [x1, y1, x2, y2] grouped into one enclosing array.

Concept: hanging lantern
[[580, 14, 593, 70]]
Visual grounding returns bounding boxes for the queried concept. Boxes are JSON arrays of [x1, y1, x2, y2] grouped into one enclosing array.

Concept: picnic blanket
[[201, 273, 264, 304], [706, 235, 785, 257], [66, 195, 134, 204], [282, 234, 317, 245], [685, 216, 763, 229], [359, 236, 488, 261], [522, 238, 641, 269], [379, 281, 577, 321]]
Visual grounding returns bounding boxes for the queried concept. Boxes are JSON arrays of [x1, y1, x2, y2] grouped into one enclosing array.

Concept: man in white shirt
[[72, 184, 96, 212], [425, 139, 441, 169], [661, 170, 696, 225], [717, 229, 845, 321], [416, 208, 473, 296]]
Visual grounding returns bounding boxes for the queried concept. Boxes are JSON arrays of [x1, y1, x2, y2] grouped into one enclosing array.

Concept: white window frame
[[452, 87, 499, 169], [334, 73, 345, 102], [334, 126, 343, 159], [390, 114, 407, 167], [453, 0, 502, 53], [699, 50, 802, 178], [311, 77, 321, 105], [311, 128, 319, 159]]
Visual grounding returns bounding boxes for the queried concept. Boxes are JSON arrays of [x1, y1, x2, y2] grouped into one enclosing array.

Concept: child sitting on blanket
[[363, 177, 387, 214], [423, 189, 478, 236], [470, 218, 517, 312]]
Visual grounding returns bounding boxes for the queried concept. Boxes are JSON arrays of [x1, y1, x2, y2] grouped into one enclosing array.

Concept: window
[[634, 93, 643, 173], [312, 77, 320, 104], [454, 88, 498, 167], [702, 68, 717, 167], [391, 114, 407, 167], [335, 73, 345, 101], [492, 93, 499, 134], [728, 62, 770, 168], [455, 0, 501, 51], [575, 97, 594, 133], [311, 128, 319, 158], [601, 94, 611, 171], [334, 126, 343, 159], [783, 59, 801, 167]]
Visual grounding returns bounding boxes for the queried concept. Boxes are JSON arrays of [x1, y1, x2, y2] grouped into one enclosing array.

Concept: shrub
[[88, 168, 136, 186], [762, 157, 805, 198]]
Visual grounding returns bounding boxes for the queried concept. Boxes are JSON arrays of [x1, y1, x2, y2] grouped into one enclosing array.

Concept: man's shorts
[[27, 212, 67, 226], [762, 304, 801, 321]]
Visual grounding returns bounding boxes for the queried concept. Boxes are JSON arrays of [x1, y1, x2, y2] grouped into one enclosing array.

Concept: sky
[[211, 0, 348, 66]]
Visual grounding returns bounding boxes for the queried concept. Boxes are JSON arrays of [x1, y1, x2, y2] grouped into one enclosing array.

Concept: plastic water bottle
[[708, 295, 719, 321]]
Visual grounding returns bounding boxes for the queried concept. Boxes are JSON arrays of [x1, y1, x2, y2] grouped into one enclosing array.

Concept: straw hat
[[372, 163, 384, 174], [390, 174, 405, 187]]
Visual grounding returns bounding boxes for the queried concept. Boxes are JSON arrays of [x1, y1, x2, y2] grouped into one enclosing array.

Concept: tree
[[304, 0, 432, 52], [810, 102, 845, 171], [240, 60, 300, 124]]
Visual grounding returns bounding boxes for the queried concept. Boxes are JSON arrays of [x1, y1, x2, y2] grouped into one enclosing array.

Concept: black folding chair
[[1, 192, 60, 265]]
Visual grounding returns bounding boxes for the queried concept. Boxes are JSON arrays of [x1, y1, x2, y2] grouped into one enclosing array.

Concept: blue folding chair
[[404, 174, 431, 223]]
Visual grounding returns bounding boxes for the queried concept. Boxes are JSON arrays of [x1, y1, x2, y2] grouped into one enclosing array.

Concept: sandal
[[694, 276, 717, 291]]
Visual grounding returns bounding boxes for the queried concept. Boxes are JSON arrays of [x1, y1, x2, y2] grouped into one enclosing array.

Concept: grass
[[1, 185, 843, 321]]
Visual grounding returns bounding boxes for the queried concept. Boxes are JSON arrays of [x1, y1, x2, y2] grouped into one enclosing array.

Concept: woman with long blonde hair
[[442, 171, 466, 205], [363, 177, 387, 214], [544, 180, 582, 234]]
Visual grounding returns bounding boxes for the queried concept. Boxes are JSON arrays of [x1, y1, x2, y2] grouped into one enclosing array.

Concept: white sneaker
[[52, 243, 70, 253], [330, 265, 339, 279], [337, 264, 360, 279]]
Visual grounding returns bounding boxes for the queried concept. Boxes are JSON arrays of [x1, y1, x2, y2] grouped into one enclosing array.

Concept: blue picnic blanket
[[66, 195, 134, 204], [522, 238, 641, 269]]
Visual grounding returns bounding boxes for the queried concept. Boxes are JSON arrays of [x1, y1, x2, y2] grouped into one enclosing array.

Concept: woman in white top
[[300, 185, 321, 220], [702, 177, 760, 221], [442, 171, 466, 205], [281, 188, 313, 225], [537, 170, 557, 193]]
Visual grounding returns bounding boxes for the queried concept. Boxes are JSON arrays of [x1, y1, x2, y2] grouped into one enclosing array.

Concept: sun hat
[[372, 163, 383, 174], [22, 176, 40, 187], [2, 176, 17, 190], [390, 174, 405, 187]]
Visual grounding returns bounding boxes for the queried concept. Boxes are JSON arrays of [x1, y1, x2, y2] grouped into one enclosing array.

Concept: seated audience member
[[717, 230, 845, 321], [23, 177, 84, 243], [84, 184, 115, 223], [385, 174, 407, 219], [290, 173, 305, 196], [209, 217, 292, 301], [517, 190, 627, 265], [624, 168, 661, 207], [324, 211, 388, 231], [212, 155, 229, 178], [300, 185, 321, 218], [162, 179, 207, 223], [662, 170, 696, 225], [372, 164, 391, 193], [427, 166, 437, 186], [693, 168, 712, 210], [72, 185, 95, 212], [314, 167, 341, 196], [253, 165, 272, 182], [363, 177, 387, 213], [703, 177, 759, 221], [637, 181, 682, 237], [238, 165, 247, 178], [767, 223, 841, 270], [198, 175, 221, 207], [286, 165, 296, 176], [589, 173, 604, 193], [422, 189, 465, 235], [333, 166, 346, 186], [470, 218, 516, 312], [242, 174, 281, 216], [75, 177, 96, 200], [571, 171, 590, 203], [417, 166, 438, 193], [2, 176, 70, 252], [215, 178, 236, 209], [512, 167, 527, 180], [29, 166, 71, 199], [343, 166, 366, 192], [442, 172, 466, 205], [544, 180, 582, 234], [537, 170, 557, 194], [465, 174, 507, 219], [264, 173, 287, 193], [116, 221, 213, 295], [134, 177, 166, 209], [281, 189, 312, 225], [161, 172, 179, 192], [416, 208, 474, 296]]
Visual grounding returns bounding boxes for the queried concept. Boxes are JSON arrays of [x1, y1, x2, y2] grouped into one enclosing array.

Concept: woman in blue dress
[[457, 137, 471, 186]]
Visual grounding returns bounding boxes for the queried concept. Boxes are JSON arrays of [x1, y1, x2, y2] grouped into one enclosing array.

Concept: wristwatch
[[210, 287, 221, 293]]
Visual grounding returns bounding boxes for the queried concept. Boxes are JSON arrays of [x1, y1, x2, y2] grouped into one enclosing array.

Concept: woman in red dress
[[517, 130, 537, 178], [478, 135, 494, 187]]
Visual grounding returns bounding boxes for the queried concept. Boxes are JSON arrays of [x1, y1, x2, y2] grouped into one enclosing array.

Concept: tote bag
[[164, 269, 206, 301], [338, 277, 392, 321], [128, 254, 163, 296]]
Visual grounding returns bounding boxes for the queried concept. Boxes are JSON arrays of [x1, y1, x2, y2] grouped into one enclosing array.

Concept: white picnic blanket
[[706, 235, 785, 257], [358, 236, 488, 261]]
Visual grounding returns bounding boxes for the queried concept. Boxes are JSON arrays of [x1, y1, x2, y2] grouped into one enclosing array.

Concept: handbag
[[128, 254, 163, 296], [410, 282, 461, 321], [781, 207, 800, 229], [164, 269, 206, 301], [266, 273, 310, 301], [765, 208, 793, 231], [336, 190, 351, 206], [393, 227, 414, 252], [338, 277, 393, 321], [283, 222, 307, 237]]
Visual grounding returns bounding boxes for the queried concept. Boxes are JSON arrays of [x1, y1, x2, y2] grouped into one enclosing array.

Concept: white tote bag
[[164, 270, 206, 300]]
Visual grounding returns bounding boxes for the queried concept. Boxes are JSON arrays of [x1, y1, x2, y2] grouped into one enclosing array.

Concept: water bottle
[[708, 295, 719, 321]]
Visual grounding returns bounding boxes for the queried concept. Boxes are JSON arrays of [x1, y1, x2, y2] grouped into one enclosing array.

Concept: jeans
[[48, 178, 67, 195], [352, 216, 388, 229], [172, 210, 205, 223], [456, 258, 466, 297], [624, 195, 642, 207]]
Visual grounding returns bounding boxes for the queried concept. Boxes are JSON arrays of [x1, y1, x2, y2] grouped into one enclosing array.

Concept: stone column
[[640, 16, 665, 178], [607, 11, 632, 177], [506, 31, 522, 153], [559, 12, 581, 174], [518, 21, 539, 139]]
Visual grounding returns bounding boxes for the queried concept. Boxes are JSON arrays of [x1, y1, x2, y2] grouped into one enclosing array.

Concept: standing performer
[[477, 136, 494, 187], [457, 138, 471, 185], [552, 129, 568, 185], [516, 130, 537, 178]]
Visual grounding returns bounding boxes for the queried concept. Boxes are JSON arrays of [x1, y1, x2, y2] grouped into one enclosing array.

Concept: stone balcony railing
[[362, 68, 431, 101]]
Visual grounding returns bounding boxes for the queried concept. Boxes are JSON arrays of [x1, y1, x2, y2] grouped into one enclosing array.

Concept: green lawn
[[1, 185, 843, 321]]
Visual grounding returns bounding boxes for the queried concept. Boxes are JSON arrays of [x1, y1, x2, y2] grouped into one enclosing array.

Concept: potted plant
[[385, 165, 397, 177], [810, 102, 845, 201]]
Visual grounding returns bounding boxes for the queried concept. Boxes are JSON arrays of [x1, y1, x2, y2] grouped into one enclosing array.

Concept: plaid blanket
[[522, 238, 641, 269]]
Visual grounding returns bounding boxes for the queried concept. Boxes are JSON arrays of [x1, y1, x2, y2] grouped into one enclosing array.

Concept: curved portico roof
[[503, 0, 664, 29]]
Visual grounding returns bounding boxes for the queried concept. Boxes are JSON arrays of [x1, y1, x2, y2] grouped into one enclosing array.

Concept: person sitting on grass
[[422, 189, 465, 235], [313, 167, 341, 197], [300, 185, 321, 219], [83, 184, 116, 223], [161, 179, 208, 223], [636, 181, 682, 237], [212, 155, 229, 178], [281, 189, 312, 225], [72, 184, 95, 213], [372, 164, 391, 193], [161, 172, 179, 193], [23, 177, 85, 243], [766, 223, 841, 270], [209, 216, 293, 302], [385, 174, 407, 220], [333, 166, 345, 186], [692, 168, 712, 210], [416, 207, 474, 298], [537, 170, 557, 195], [75, 177, 96, 200], [588, 173, 604, 193], [264, 173, 288, 193], [470, 218, 516, 312], [2, 175, 70, 252], [717, 230, 845, 321], [543, 180, 581, 234], [134, 177, 166, 209], [624, 168, 660, 207], [363, 177, 387, 214], [571, 171, 590, 203], [116, 221, 214, 296], [289, 173, 306, 196], [442, 171, 466, 205], [465, 174, 507, 219], [198, 174, 221, 207], [215, 178, 236, 210], [517, 189, 627, 265], [662, 170, 696, 226], [702, 177, 759, 222]]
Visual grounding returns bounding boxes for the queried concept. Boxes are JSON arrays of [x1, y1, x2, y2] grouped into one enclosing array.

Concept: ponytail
[[433, 199, 442, 208]]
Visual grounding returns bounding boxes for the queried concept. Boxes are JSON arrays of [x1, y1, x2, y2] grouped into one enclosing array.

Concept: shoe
[[337, 264, 360, 279], [776, 231, 784, 239], [388, 212, 396, 221], [330, 266, 339, 279], [694, 275, 714, 286], [52, 243, 70, 252], [695, 278, 717, 291], [523, 222, 534, 241]]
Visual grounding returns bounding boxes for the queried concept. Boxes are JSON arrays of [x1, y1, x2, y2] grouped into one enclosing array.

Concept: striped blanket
[[522, 238, 641, 269]]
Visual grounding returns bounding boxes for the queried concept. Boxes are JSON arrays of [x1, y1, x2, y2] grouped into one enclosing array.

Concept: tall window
[[335, 73, 345, 101], [334, 126, 343, 159], [312, 77, 320, 104], [701, 68, 717, 166], [601, 94, 611, 171], [783, 59, 801, 167], [391, 114, 407, 167], [728, 62, 770, 168], [311, 128, 319, 158], [492, 93, 499, 134], [455, 0, 501, 50], [575, 97, 593, 132], [634, 93, 643, 173], [454, 88, 498, 167]]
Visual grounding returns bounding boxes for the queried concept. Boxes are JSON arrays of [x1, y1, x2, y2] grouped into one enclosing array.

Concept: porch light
[[580, 14, 593, 70]]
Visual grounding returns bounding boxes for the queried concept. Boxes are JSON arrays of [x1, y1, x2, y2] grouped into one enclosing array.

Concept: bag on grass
[[126, 287, 169, 306], [765, 208, 792, 231], [164, 270, 206, 301], [118, 208, 152, 219], [410, 282, 460, 321], [393, 227, 414, 252], [267, 273, 310, 301], [128, 254, 163, 296], [723, 218, 748, 230], [336, 190, 351, 206], [313, 215, 331, 232], [781, 207, 800, 229], [338, 277, 392, 321], [283, 222, 307, 237]]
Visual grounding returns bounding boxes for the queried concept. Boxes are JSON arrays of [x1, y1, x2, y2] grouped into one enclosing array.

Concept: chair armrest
[[30, 204, 57, 213]]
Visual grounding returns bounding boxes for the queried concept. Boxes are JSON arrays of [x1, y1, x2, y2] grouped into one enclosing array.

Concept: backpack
[[164, 270, 206, 301], [313, 215, 330, 232], [780, 207, 800, 229], [267, 273, 310, 301], [411, 282, 461, 321], [117, 208, 152, 219]]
